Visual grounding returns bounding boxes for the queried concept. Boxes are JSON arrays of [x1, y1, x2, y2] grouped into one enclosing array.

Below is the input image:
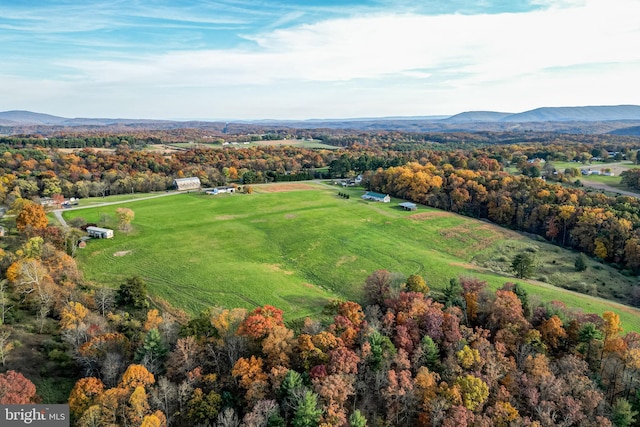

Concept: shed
[[39, 197, 57, 207], [399, 202, 417, 211], [86, 226, 114, 239], [173, 177, 201, 191], [362, 191, 391, 203]]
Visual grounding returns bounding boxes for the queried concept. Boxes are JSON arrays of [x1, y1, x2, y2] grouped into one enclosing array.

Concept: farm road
[[53, 191, 185, 228], [579, 179, 640, 198]]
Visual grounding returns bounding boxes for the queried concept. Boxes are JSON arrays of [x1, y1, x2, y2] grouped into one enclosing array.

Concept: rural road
[[53, 190, 186, 228], [579, 179, 640, 198]]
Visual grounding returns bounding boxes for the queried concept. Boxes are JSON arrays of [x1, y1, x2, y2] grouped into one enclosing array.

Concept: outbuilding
[[206, 186, 236, 195], [173, 177, 201, 191], [86, 226, 114, 239], [399, 202, 417, 211], [361, 191, 391, 203]]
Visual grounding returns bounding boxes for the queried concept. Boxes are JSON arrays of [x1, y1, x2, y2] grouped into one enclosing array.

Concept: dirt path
[[579, 179, 640, 197], [589, 161, 635, 176]]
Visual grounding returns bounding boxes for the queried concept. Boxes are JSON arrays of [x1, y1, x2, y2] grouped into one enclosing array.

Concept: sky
[[1, 0, 639, 120]]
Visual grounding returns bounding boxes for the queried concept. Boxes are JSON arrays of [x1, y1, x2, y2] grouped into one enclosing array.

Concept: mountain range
[[2, 105, 640, 134]]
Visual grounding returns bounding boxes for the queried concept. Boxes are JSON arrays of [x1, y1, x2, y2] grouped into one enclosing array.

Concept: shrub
[[575, 253, 588, 272]]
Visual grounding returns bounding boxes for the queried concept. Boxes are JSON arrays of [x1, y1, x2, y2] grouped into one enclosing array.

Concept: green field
[[65, 184, 640, 330], [167, 139, 338, 150], [553, 161, 640, 187]]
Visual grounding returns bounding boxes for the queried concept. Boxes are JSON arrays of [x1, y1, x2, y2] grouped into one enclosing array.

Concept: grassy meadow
[[167, 139, 338, 150], [552, 161, 640, 187], [65, 184, 640, 330]]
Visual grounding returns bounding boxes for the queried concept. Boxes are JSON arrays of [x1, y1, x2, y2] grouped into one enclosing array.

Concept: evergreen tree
[[612, 398, 638, 427], [292, 391, 322, 427], [135, 328, 168, 374], [349, 410, 367, 427], [443, 277, 464, 308], [420, 336, 440, 370], [513, 283, 531, 318], [511, 253, 535, 279]]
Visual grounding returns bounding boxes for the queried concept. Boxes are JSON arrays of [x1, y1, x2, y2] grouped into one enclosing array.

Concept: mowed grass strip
[[67, 183, 640, 330]]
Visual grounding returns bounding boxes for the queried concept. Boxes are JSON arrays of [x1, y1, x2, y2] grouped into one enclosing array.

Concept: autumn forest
[[2, 128, 640, 426]]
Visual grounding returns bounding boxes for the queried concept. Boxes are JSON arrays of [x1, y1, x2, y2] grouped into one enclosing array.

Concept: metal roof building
[[399, 202, 417, 211], [173, 177, 201, 191]]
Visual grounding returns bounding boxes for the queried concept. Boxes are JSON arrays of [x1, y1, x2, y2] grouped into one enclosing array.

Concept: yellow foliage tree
[[115, 207, 135, 233], [127, 385, 151, 426], [455, 375, 489, 411], [69, 377, 105, 419], [60, 301, 89, 331], [141, 414, 162, 427], [120, 364, 155, 390], [492, 401, 519, 427], [456, 345, 481, 370], [143, 309, 163, 332], [594, 239, 608, 260], [5, 262, 21, 283], [16, 201, 48, 233]]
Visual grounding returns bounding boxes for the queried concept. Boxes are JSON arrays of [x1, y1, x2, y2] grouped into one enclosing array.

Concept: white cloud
[[63, 0, 640, 83], [4, 0, 640, 119]]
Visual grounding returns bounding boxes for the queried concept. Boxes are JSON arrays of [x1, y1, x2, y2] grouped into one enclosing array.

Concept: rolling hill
[[2, 105, 640, 134], [440, 111, 513, 123], [62, 185, 640, 330], [0, 110, 66, 125], [500, 105, 640, 122]]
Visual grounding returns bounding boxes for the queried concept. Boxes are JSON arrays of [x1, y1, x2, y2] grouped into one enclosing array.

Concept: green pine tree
[[292, 391, 322, 427]]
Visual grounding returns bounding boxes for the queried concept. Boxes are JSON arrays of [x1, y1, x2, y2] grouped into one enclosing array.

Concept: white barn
[[173, 177, 201, 191], [362, 191, 391, 203], [86, 226, 114, 239], [205, 186, 236, 195]]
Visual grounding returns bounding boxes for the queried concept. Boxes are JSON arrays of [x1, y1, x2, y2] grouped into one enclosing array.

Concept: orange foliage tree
[[119, 364, 155, 390], [16, 201, 48, 233], [232, 356, 269, 404], [238, 305, 284, 340], [69, 377, 105, 419]]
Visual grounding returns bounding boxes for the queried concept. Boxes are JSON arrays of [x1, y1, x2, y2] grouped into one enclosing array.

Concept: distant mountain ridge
[[441, 111, 513, 123], [501, 105, 640, 122], [0, 110, 172, 127], [2, 105, 640, 135], [0, 110, 66, 125], [440, 105, 640, 123]]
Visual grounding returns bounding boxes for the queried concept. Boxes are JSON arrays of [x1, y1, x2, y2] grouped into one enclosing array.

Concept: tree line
[[366, 163, 640, 284]]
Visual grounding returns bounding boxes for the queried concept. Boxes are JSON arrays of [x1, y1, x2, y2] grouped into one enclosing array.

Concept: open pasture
[[553, 161, 640, 186], [165, 138, 337, 150], [66, 183, 640, 329]]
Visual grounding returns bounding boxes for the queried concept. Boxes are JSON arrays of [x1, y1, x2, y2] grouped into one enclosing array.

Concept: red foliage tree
[[238, 305, 284, 340], [0, 370, 38, 404]]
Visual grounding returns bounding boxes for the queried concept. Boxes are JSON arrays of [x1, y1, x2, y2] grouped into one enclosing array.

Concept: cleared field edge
[[65, 186, 640, 331]]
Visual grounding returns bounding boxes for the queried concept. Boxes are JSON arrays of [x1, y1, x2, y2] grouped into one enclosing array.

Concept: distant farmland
[[66, 184, 640, 330], [166, 138, 338, 150]]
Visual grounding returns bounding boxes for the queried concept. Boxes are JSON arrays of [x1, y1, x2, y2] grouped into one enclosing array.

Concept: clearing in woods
[[66, 183, 640, 329]]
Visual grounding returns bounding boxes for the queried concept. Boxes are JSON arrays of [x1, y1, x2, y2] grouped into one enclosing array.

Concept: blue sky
[[1, 0, 639, 120]]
